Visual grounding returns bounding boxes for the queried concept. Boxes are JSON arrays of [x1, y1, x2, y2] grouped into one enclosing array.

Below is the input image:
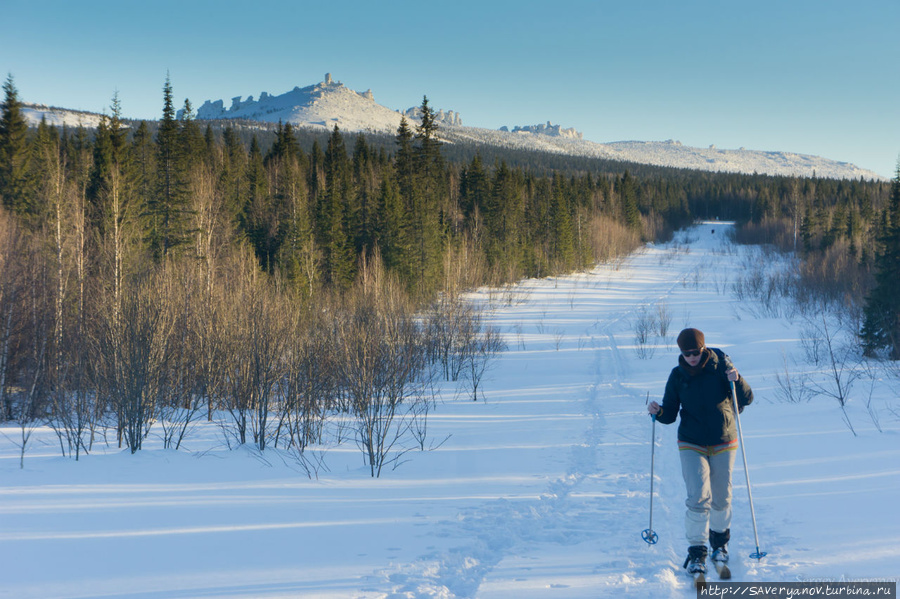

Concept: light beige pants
[[680, 447, 736, 546]]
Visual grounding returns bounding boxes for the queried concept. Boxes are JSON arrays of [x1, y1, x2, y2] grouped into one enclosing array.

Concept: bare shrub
[[801, 311, 862, 408], [335, 254, 434, 477], [655, 300, 672, 338], [773, 351, 813, 404], [275, 299, 336, 453], [218, 263, 289, 451], [800, 311, 864, 435], [730, 252, 798, 318], [633, 306, 657, 359], [588, 213, 641, 264], [94, 273, 174, 453], [463, 324, 506, 402], [426, 292, 475, 382]]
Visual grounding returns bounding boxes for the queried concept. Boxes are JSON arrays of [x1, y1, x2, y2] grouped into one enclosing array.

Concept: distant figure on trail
[[647, 328, 753, 577]]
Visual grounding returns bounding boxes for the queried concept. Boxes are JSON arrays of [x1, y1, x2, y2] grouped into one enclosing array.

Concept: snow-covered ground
[[2, 222, 898, 598]]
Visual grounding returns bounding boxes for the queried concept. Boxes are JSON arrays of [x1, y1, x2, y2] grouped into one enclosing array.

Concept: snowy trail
[[380, 228, 722, 597]]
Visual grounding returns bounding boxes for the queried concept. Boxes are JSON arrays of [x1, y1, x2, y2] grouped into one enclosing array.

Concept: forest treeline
[[0, 74, 897, 468]]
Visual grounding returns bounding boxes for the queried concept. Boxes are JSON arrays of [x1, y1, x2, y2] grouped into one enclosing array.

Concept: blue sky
[[2, 0, 897, 178]]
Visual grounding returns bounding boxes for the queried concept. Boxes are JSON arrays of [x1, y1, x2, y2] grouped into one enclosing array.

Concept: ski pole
[[641, 414, 659, 545], [731, 380, 767, 560]]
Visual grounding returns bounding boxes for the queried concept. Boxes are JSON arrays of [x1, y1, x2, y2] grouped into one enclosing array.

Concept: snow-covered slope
[[22, 103, 105, 129], [192, 73, 408, 133], [441, 128, 883, 180]]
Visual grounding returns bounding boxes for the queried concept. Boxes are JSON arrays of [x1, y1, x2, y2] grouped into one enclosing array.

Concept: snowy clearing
[[2, 222, 898, 598]]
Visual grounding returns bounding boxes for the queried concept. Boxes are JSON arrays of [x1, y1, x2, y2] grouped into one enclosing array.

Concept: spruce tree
[[148, 75, 189, 259], [0, 74, 32, 216], [219, 126, 247, 228], [861, 161, 900, 358], [394, 117, 416, 206], [376, 167, 410, 277], [352, 133, 379, 254], [485, 161, 524, 271], [550, 172, 575, 270], [319, 125, 354, 287], [411, 97, 445, 293], [265, 121, 308, 276], [179, 99, 204, 171], [131, 121, 156, 211], [26, 116, 59, 226], [242, 135, 273, 268], [619, 171, 641, 231], [460, 154, 489, 222], [87, 92, 134, 239]]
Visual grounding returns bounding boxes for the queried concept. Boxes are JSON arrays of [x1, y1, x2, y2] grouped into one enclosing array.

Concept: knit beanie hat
[[677, 328, 705, 352]]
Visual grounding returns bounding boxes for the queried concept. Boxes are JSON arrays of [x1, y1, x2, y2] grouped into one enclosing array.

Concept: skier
[[647, 328, 753, 579]]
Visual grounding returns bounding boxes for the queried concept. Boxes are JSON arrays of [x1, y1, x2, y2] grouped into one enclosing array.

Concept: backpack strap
[[710, 347, 734, 385]]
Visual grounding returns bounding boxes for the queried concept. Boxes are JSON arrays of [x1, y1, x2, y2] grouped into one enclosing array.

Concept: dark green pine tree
[[376, 166, 410, 277], [460, 153, 490, 223], [800, 202, 815, 255], [266, 121, 308, 276], [485, 161, 524, 271], [861, 161, 900, 359], [131, 121, 157, 212], [66, 124, 93, 207], [86, 116, 113, 233], [307, 138, 326, 213], [0, 74, 32, 217], [411, 96, 446, 293], [352, 133, 380, 255], [525, 176, 554, 276], [394, 116, 416, 207], [319, 125, 355, 287], [148, 75, 190, 259], [25, 116, 60, 226], [87, 92, 134, 239], [847, 207, 859, 257], [619, 170, 641, 231], [242, 135, 273, 268], [179, 99, 205, 172], [823, 202, 847, 250], [550, 172, 575, 270], [219, 126, 247, 229], [203, 125, 216, 167]]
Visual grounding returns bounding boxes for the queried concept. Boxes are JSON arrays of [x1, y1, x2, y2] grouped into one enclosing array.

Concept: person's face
[[682, 348, 703, 367]]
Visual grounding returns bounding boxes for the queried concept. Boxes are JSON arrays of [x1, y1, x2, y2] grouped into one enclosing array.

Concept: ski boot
[[683, 545, 708, 588], [710, 529, 731, 579]]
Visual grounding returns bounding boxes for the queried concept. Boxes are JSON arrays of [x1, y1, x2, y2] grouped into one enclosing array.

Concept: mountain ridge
[[20, 74, 884, 181]]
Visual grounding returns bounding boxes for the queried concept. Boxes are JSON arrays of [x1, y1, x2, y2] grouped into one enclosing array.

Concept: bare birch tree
[[219, 258, 288, 450], [336, 255, 431, 476]]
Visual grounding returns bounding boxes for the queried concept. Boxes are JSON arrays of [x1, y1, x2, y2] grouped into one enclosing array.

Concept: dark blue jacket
[[656, 348, 753, 446]]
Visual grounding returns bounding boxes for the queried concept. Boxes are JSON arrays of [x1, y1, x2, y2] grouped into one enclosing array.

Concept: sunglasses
[[682, 349, 703, 358]]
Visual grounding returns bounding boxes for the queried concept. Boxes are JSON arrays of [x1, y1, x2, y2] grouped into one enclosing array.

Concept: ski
[[713, 561, 731, 580], [693, 572, 707, 590]]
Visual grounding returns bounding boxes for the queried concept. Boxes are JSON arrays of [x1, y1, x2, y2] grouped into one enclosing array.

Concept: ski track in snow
[[376, 229, 734, 598]]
